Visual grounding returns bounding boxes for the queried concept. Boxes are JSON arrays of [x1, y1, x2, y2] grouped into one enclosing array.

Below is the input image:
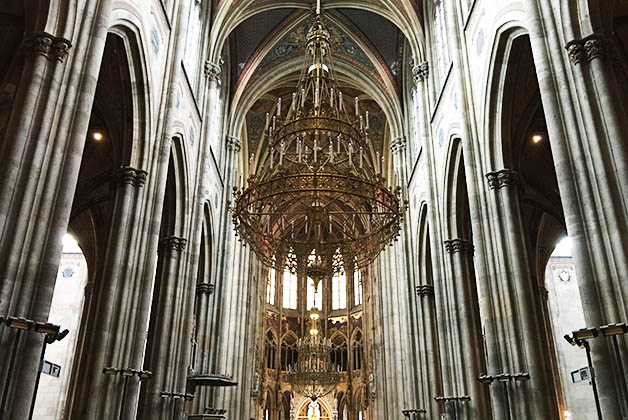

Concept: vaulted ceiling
[[219, 2, 424, 179]]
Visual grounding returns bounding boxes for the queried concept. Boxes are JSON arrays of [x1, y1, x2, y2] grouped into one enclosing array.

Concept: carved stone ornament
[[31, 32, 72, 62], [391, 136, 407, 154], [114, 166, 149, 187], [412, 61, 429, 84], [226, 136, 242, 153], [486, 169, 521, 190], [160, 236, 188, 252], [196, 283, 215, 295], [204, 61, 222, 83], [415, 284, 435, 297], [444, 238, 474, 255], [566, 34, 614, 65]]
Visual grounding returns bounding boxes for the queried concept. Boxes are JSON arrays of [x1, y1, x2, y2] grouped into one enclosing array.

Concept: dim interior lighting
[[531, 132, 544, 143], [92, 131, 104, 141]]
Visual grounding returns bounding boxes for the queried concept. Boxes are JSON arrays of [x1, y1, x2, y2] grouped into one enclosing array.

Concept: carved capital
[[160, 236, 188, 252], [412, 61, 429, 84], [566, 42, 586, 65], [391, 137, 407, 154], [135, 169, 148, 187], [566, 34, 614, 65], [196, 283, 215, 295], [226, 136, 241, 152], [415, 284, 434, 297], [52, 38, 72, 62], [444, 238, 474, 255], [115, 166, 137, 186], [114, 166, 149, 187], [204, 61, 222, 83], [31, 32, 72, 62], [486, 169, 520, 190]]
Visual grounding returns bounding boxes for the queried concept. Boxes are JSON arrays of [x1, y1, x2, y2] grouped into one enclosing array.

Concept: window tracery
[[352, 330, 364, 371], [330, 332, 348, 372], [281, 332, 299, 371], [265, 330, 277, 369]]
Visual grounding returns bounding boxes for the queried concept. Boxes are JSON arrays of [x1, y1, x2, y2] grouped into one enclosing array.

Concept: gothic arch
[[442, 137, 471, 239], [228, 37, 403, 144], [208, 1, 424, 66], [108, 17, 152, 168]]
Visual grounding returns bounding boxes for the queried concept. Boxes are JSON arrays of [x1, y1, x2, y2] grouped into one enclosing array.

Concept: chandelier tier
[[288, 310, 340, 400], [232, 10, 404, 268]]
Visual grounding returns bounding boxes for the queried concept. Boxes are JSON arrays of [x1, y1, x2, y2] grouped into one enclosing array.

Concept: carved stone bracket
[[226, 136, 241, 153], [444, 238, 474, 255], [391, 136, 407, 154], [31, 32, 72, 62], [415, 284, 434, 297], [114, 166, 149, 188], [486, 169, 521, 190], [204, 61, 222, 83], [412, 61, 429, 84], [196, 283, 215, 295], [160, 236, 188, 252], [566, 34, 615, 65]]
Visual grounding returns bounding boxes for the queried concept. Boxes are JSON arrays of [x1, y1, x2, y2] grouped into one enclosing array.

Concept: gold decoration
[[232, 12, 404, 269]]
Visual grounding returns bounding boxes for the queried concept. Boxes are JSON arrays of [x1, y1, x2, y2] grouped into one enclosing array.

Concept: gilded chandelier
[[232, 7, 404, 269], [287, 310, 340, 400]]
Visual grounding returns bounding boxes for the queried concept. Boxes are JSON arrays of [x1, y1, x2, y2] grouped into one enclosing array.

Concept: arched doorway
[[296, 398, 332, 420]]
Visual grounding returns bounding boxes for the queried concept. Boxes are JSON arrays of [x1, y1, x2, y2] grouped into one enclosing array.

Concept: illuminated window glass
[[354, 257, 362, 306], [266, 257, 276, 305], [282, 250, 298, 309], [331, 249, 347, 310], [307, 277, 323, 310]]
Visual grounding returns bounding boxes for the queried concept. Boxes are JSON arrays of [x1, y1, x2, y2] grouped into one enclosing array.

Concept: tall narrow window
[[266, 256, 276, 305], [332, 249, 347, 310], [306, 250, 323, 310], [354, 257, 362, 306], [282, 250, 298, 309], [307, 277, 323, 310], [265, 330, 277, 369]]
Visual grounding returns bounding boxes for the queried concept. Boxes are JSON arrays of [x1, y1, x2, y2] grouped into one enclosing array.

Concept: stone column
[[525, 3, 626, 417], [0, 5, 112, 418], [483, 169, 557, 419], [138, 236, 189, 420], [441, 239, 491, 420], [415, 284, 442, 418], [68, 166, 150, 420]]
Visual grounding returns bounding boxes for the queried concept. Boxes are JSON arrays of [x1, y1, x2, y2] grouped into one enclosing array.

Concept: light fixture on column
[[476, 373, 529, 420], [1, 317, 64, 420], [103, 367, 153, 420], [564, 332, 603, 420], [28, 327, 69, 420], [402, 408, 427, 420], [433, 396, 470, 420], [232, 0, 404, 269]]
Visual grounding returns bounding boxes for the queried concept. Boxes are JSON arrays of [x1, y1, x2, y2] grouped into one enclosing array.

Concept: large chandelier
[[288, 310, 340, 400], [232, 5, 404, 268]]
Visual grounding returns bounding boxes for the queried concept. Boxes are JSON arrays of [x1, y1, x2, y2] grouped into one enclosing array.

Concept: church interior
[[0, 0, 627, 419]]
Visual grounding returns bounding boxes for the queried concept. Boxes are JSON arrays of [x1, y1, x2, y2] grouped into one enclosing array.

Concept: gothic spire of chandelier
[[232, 0, 404, 274]]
